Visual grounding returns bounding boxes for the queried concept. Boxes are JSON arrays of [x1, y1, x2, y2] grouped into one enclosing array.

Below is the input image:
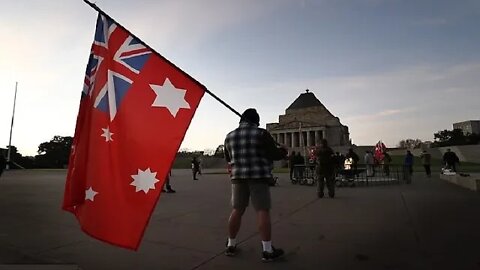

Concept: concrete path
[[1, 169, 479, 269]]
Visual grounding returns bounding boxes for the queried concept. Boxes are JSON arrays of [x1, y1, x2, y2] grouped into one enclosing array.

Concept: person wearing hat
[[224, 108, 287, 262]]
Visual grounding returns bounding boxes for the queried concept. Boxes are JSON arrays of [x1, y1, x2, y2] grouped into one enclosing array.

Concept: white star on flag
[[101, 127, 114, 142], [130, 168, 160, 194], [85, 187, 98, 201], [150, 78, 191, 117]]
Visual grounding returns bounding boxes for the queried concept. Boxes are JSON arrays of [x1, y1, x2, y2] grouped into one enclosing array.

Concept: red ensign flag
[[63, 13, 205, 250]]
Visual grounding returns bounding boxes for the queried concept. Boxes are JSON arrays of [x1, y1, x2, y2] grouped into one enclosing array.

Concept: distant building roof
[[454, 120, 480, 123], [286, 90, 323, 110]]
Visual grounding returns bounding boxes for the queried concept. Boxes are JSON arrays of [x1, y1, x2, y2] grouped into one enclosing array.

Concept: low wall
[[440, 173, 480, 192], [388, 145, 480, 164]]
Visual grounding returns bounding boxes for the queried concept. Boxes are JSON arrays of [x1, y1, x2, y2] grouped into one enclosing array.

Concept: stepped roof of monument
[[286, 90, 323, 110]]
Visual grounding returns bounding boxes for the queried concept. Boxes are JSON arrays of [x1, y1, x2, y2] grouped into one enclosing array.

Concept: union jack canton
[[83, 14, 152, 121]]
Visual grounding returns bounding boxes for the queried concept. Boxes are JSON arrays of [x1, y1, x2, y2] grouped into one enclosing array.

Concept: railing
[[291, 164, 409, 187], [292, 164, 316, 185]]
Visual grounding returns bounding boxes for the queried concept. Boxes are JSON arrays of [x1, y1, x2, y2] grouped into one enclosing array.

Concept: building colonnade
[[270, 129, 325, 148]]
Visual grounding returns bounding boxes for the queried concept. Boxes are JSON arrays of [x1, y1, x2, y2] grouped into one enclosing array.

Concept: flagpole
[[82, 0, 242, 118], [299, 122, 307, 166], [6, 82, 18, 170]]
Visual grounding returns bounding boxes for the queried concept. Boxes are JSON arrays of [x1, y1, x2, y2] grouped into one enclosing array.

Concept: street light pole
[[6, 82, 18, 170]]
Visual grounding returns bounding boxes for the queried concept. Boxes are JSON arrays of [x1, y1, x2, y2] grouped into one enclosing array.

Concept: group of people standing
[[407, 148, 460, 179], [366, 150, 393, 177]]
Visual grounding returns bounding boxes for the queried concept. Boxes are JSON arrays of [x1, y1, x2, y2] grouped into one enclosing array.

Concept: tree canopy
[[214, 145, 225, 157], [35, 136, 73, 168], [397, 139, 423, 149], [433, 129, 480, 147]]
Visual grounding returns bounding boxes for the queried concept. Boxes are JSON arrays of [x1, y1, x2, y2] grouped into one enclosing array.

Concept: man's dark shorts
[[231, 180, 271, 210]]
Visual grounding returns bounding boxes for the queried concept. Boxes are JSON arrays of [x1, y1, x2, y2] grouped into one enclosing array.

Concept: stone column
[[286, 132, 291, 148], [315, 130, 322, 145], [272, 133, 278, 143], [306, 131, 312, 147], [299, 132, 303, 147], [291, 132, 295, 148]]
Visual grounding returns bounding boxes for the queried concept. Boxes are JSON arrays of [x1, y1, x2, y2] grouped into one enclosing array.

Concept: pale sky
[[1, 0, 479, 156]]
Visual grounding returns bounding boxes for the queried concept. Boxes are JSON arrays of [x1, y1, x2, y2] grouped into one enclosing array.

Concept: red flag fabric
[[63, 13, 205, 250], [374, 141, 387, 162]]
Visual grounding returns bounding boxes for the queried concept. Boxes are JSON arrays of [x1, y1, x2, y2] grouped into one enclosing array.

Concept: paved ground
[[1, 169, 480, 270]]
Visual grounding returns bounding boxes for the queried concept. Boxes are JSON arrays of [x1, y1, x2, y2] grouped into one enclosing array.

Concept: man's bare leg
[[228, 208, 245, 239], [257, 210, 271, 241]]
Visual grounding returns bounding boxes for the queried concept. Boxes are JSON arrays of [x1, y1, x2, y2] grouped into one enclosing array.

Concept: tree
[[397, 139, 423, 149], [4, 145, 22, 162], [3, 145, 25, 168], [433, 128, 480, 147], [36, 136, 73, 168], [16, 156, 35, 169], [434, 129, 466, 145], [214, 145, 225, 157]]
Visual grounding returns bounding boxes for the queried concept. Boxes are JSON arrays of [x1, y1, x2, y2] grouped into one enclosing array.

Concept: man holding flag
[[224, 108, 288, 262]]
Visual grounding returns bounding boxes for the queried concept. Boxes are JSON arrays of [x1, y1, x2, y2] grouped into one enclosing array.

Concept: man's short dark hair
[[240, 108, 260, 126]]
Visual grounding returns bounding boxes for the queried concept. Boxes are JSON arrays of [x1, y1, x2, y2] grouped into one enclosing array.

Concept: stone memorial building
[[266, 90, 351, 153]]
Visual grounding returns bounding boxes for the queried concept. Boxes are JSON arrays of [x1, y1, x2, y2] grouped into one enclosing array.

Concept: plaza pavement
[[0, 169, 479, 270]]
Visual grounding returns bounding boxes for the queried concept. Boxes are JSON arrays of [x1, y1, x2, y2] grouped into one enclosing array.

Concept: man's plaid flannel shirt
[[224, 122, 285, 181]]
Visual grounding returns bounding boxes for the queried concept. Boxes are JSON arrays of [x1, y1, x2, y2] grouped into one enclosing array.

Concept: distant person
[[383, 152, 392, 177], [162, 171, 176, 193], [404, 150, 414, 184], [420, 150, 432, 177], [198, 157, 203, 175], [315, 139, 335, 198], [334, 152, 345, 176], [288, 151, 296, 180], [345, 148, 359, 172], [192, 157, 200, 180], [224, 108, 287, 261], [0, 154, 6, 178], [364, 150, 374, 177], [442, 148, 459, 172]]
